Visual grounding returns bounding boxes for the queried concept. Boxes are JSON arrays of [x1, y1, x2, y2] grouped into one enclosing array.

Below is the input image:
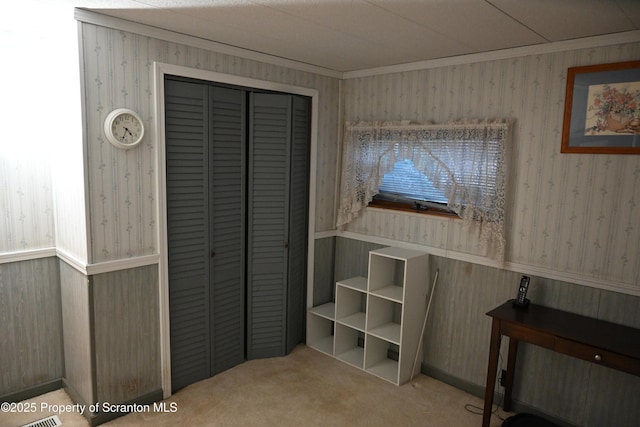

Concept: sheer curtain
[[336, 119, 512, 261]]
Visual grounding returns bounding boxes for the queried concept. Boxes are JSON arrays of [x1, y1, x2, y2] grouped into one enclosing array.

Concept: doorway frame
[[153, 62, 319, 397]]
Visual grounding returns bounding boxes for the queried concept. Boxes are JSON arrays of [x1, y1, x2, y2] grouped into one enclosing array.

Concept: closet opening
[[164, 74, 310, 392]]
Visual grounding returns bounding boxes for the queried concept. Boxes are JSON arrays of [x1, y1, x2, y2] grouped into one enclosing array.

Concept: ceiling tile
[[367, 0, 547, 50], [616, 0, 640, 28], [78, 0, 640, 73], [490, 0, 637, 40]]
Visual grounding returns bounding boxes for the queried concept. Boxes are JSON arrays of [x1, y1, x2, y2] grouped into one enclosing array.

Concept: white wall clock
[[104, 108, 145, 149]]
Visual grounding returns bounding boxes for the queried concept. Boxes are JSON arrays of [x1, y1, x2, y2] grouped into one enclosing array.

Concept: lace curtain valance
[[336, 119, 512, 261]]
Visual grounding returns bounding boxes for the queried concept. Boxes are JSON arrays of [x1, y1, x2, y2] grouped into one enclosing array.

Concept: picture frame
[[561, 60, 640, 154]]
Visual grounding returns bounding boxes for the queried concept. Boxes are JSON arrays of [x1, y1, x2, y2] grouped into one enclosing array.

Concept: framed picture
[[561, 60, 640, 154]]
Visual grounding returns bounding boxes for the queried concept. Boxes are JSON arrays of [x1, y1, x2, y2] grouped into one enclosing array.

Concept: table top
[[487, 301, 640, 360]]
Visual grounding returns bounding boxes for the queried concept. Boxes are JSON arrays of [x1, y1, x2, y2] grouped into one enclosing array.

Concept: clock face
[[111, 113, 142, 145], [104, 108, 144, 149]]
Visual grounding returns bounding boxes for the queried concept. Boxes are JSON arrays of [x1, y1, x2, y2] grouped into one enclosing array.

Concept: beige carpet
[[3, 345, 508, 427]]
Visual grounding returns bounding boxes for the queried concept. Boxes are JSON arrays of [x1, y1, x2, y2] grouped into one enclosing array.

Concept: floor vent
[[21, 415, 62, 427]]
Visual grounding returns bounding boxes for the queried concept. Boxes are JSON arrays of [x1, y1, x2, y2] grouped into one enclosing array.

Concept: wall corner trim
[[56, 248, 89, 275], [86, 254, 160, 276], [56, 248, 159, 276]]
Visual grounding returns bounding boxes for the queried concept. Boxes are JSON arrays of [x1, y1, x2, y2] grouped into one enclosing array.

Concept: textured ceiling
[[71, 0, 640, 72]]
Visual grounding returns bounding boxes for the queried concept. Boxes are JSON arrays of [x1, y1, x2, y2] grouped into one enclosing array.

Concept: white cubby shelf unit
[[307, 247, 430, 385]]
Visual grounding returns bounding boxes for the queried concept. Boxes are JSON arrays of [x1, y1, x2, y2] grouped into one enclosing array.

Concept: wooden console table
[[482, 301, 640, 427]]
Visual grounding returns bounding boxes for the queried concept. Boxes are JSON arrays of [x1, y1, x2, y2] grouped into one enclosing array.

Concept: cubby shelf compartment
[[307, 310, 334, 356], [335, 283, 367, 331], [337, 276, 367, 292], [366, 295, 401, 344], [309, 302, 335, 320], [334, 324, 365, 368], [307, 246, 429, 385], [364, 334, 399, 384], [368, 251, 406, 303]]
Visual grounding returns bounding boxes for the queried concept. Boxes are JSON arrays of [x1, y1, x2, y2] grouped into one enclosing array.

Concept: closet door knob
[[284, 242, 289, 248], [210, 251, 216, 258]]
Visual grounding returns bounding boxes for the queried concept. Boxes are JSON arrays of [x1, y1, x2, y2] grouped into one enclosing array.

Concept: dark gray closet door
[[286, 95, 310, 353], [167, 79, 310, 380], [165, 79, 211, 392], [208, 86, 246, 375], [166, 78, 245, 391], [247, 93, 292, 359]]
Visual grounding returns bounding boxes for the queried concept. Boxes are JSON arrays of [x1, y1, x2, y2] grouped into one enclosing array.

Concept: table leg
[[503, 337, 519, 412], [483, 318, 502, 427]]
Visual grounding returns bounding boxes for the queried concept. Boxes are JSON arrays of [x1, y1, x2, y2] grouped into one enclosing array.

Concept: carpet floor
[[2, 345, 509, 427]]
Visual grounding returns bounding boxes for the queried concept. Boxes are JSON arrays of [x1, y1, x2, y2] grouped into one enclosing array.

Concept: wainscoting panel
[[422, 257, 514, 385], [328, 237, 640, 426], [420, 252, 640, 427], [313, 237, 336, 307], [60, 260, 94, 405], [0, 257, 63, 397], [513, 345, 591, 424], [584, 364, 640, 427], [92, 265, 160, 404], [334, 237, 385, 283]]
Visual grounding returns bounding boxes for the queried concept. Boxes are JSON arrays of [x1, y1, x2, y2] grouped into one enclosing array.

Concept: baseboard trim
[[62, 380, 164, 426], [420, 363, 577, 427], [61, 379, 92, 414], [420, 363, 487, 400], [0, 379, 63, 403], [87, 389, 164, 426]]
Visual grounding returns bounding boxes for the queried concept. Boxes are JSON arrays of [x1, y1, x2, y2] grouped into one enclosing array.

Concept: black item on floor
[[502, 413, 561, 427]]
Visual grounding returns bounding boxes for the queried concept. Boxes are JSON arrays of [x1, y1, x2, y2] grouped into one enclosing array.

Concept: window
[[370, 159, 454, 216], [337, 120, 512, 261]]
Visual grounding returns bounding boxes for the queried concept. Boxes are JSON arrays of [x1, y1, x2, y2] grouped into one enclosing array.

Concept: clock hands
[[121, 127, 136, 141]]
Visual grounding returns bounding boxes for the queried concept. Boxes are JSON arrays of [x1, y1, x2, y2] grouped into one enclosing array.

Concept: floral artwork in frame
[[561, 60, 640, 154]]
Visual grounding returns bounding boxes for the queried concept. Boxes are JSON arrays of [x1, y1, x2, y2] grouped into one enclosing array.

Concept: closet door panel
[[165, 79, 211, 392], [247, 93, 291, 359], [209, 86, 246, 374], [286, 96, 311, 352]]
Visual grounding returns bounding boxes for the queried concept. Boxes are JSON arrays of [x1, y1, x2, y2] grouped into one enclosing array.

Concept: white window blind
[[377, 159, 449, 205]]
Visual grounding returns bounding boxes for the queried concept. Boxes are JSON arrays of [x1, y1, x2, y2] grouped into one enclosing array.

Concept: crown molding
[[75, 8, 640, 82], [343, 30, 640, 79]]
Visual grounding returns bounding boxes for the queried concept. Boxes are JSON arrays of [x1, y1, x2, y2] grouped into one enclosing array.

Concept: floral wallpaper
[[79, 24, 340, 263], [342, 42, 640, 295], [0, 156, 54, 253], [4, 17, 637, 296]]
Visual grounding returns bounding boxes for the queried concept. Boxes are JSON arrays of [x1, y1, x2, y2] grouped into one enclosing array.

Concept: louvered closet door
[[165, 79, 211, 392], [286, 96, 310, 353], [247, 93, 292, 359], [208, 86, 245, 375], [165, 78, 245, 391]]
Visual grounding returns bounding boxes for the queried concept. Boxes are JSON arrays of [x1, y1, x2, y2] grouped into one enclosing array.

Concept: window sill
[[367, 200, 460, 219]]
